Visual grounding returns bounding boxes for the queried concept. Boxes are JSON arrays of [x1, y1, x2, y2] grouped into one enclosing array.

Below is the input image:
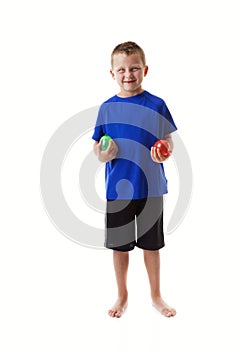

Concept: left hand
[[151, 140, 172, 163]]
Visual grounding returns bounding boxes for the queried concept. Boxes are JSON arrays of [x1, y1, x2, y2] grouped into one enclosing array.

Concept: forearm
[[93, 140, 118, 162], [93, 141, 99, 156], [164, 134, 174, 153]]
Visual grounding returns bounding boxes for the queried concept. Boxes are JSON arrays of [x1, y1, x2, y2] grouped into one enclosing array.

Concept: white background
[[1, 0, 233, 349]]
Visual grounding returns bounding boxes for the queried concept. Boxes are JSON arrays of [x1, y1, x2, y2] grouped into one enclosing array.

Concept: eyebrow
[[115, 64, 142, 70]]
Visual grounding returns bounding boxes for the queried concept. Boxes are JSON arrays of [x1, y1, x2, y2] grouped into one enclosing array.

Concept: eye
[[131, 67, 140, 72], [117, 68, 125, 73]]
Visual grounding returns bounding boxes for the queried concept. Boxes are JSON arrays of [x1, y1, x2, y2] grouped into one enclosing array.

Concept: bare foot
[[152, 296, 176, 317], [108, 297, 128, 318]]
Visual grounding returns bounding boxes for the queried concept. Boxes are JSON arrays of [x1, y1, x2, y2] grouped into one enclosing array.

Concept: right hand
[[93, 140, 118, 163]]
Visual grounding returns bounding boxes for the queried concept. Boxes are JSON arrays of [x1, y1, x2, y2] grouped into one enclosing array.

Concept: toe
[[171, 308, 176, 316], [161, 308, 172, 317], [165, 310, 172, 317], [116, 311, 122, 318], [164, 308, 176, 317], [108, 309, 114, 317]]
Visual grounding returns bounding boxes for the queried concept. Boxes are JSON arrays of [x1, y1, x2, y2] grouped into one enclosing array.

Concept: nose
[[124, 69, 133, 79]]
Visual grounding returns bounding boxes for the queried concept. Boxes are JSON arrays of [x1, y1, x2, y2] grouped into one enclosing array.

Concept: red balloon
[[153, 140, 169, 158]]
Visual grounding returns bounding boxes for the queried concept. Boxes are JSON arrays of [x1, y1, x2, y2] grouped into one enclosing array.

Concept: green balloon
[[100, 135, 112, 151]]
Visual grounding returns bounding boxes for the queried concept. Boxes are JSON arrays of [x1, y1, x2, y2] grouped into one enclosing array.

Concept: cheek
[[135, 72, 143, 81], [116, 75, 124, 82]]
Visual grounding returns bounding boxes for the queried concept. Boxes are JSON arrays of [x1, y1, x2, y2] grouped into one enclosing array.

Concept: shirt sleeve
[[159, 101, 177, 138], [92, 105, 105, 141]]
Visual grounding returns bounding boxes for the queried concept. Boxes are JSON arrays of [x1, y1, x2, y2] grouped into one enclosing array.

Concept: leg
[[143, 249, 176, 317], [108, 250, 129, 318]]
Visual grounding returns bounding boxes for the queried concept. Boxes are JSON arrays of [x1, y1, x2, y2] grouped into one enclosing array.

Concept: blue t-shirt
[[92, 90, 177, 200]]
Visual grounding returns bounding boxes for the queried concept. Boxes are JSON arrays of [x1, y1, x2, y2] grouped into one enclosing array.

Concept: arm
[[164, 133, 174, 152], [93, 140, 118, 163], [151, 133, 173, 163]]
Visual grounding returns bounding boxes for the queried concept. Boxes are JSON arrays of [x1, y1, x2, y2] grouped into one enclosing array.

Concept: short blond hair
[[111, 41, 146, 68]]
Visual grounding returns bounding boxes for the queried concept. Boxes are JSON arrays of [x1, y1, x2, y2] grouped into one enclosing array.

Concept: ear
[[110, 69, 115, 80], [144, 65, 149, 77]]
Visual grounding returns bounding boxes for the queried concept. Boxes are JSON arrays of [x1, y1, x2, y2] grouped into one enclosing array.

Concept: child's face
[[110, 53, 148, 97]]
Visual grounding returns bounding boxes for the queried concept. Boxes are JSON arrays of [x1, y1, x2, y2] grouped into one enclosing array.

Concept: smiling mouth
[[123, 80, 136, 84]]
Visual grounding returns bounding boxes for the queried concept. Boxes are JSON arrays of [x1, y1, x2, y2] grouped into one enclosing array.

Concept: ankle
[[151, 292, 161, 300], [118, 291, 128, 300]]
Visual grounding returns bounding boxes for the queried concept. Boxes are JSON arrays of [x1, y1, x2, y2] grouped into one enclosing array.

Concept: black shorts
[[105, 197, 164, 252]]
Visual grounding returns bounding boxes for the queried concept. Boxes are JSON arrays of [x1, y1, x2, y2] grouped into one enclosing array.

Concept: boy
[[92, 41, 177, 318]]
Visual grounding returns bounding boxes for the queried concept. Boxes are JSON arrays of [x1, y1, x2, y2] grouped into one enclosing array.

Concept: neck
[[117, 88, 144, 98]]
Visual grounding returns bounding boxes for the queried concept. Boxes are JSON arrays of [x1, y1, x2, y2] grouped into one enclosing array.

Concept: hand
[[151, 142, 172, 163], [93, 140, 118, 163]]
